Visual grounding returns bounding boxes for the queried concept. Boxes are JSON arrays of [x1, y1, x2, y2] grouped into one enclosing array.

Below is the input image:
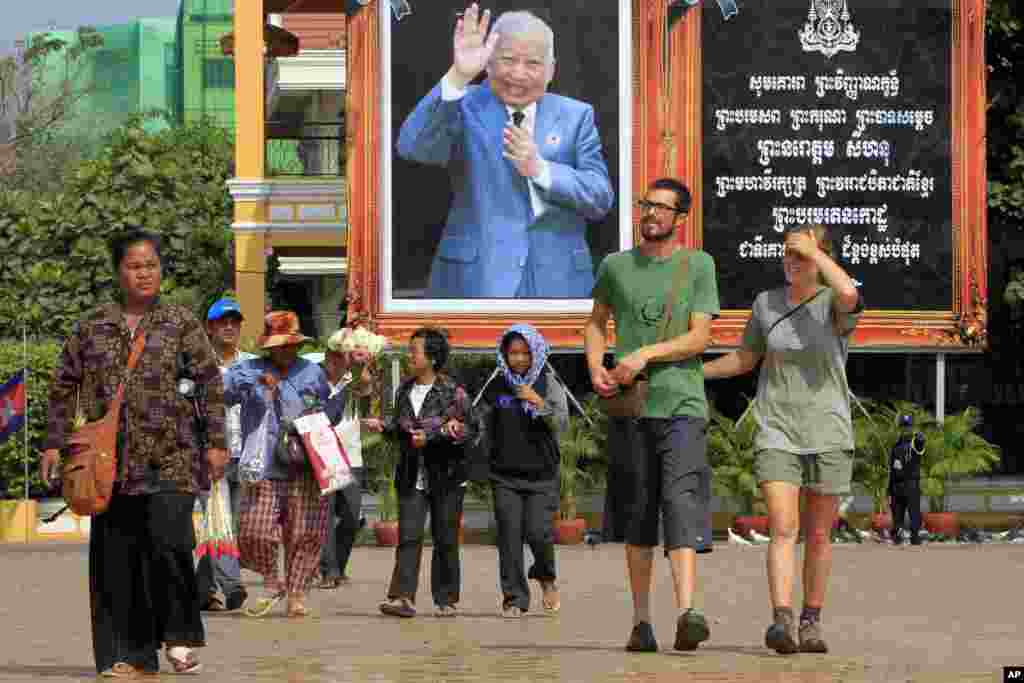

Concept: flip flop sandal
[[317, 577, 342, 590], [244, 591, 284, 618], [287, 599, 310, 618], [541, 582, 561, 613], [164, 649, 202, 675], [101, 662, 147, 678]]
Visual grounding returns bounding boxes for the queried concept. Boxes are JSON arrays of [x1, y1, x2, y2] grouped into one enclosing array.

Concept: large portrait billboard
[[382, 1, 629, 314]]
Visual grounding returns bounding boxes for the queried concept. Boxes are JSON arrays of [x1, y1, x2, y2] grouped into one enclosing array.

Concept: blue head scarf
[[496, 323, 549, 417]]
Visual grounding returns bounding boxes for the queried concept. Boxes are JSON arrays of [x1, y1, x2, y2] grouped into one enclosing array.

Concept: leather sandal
[[101, 662, 149, 678]]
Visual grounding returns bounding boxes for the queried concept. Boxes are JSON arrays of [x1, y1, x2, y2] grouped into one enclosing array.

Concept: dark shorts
[[603, 416, 712, 554]]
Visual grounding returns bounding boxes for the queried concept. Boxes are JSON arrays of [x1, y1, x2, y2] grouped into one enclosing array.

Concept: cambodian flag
[[0, 370, 26, 445]]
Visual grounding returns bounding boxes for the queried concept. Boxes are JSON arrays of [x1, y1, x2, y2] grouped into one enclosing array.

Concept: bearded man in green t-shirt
[[584, 177, 720, 654]]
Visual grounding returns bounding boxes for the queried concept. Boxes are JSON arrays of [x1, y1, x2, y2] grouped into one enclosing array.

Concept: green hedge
[[0, 340, 61, 499]]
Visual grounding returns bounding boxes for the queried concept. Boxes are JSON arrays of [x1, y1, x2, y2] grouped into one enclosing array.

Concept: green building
[[29, 18, 178, 143], [175, 0, 235, 128]]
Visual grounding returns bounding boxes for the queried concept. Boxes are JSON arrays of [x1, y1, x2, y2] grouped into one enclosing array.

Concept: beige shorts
[[754, 449, 853, 495]]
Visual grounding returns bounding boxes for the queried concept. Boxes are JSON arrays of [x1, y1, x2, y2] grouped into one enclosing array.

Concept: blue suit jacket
[[397, 82, 614, 298]]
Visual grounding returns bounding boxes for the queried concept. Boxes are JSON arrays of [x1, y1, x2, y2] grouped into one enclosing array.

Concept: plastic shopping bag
[[334, 401, 363, 470], [238, 406, 271, 483], [292, 410, 355, 495]]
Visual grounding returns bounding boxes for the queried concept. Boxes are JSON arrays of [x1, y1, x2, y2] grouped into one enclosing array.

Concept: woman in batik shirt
[[42, 230, 227, 677]]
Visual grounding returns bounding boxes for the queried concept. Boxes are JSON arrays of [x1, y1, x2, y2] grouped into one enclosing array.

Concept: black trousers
[[89, 492, 204, 674], [387, 486, 464, 607], [891, 488, 922, 543], [493, 482, 558, 610], [320, 479, 363, 579]]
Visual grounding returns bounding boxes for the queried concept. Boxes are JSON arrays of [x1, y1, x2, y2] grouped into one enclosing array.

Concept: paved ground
[[1, 540, 1022, 682]]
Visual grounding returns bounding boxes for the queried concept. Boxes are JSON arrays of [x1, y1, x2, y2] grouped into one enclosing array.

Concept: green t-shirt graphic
[[592, 248, 720, 419]]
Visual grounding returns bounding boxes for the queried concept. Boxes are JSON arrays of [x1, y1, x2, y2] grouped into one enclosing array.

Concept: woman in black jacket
[[364, 327, 473, 618], [478, 324, 568, 617]]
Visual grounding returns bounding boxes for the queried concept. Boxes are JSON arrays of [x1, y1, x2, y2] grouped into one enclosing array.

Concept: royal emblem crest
[[799, 0, 860, 59]]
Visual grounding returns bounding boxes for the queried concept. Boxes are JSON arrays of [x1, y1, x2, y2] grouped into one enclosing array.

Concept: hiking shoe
[[625, 621, 658, 652], [765, 611, 799, 654], [674, 608, 710, 651], [798, 620, 829, 653], [379, 598, 416, 618]]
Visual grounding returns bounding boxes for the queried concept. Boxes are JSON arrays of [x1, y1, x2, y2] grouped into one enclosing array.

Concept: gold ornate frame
[[346, 0, 988, 350]]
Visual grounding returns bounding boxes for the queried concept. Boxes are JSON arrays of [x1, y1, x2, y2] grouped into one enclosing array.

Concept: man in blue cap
[[197, 298, 257, 611], [888, 414, 926, 546]]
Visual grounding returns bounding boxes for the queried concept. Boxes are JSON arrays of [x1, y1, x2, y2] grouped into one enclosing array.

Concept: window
[[203, 58, 234, 89]]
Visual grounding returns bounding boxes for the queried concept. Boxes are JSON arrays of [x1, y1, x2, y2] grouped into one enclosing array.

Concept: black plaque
[[702, 0, 953, 311]]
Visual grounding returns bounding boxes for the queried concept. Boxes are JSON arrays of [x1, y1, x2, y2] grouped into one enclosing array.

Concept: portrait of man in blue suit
[[396, 3, 615, 299]]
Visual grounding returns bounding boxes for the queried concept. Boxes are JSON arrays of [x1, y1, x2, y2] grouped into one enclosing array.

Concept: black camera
[[177, 352, 208, 450]]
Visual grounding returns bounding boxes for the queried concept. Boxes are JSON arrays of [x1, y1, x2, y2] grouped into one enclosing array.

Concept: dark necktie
[[511, 110, 525, 128]]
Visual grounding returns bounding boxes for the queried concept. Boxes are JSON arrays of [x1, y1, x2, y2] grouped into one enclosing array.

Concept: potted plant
[[707, 402, 766, 535], [373, 479, 400, 546], [852, 400, 933, 531], [556, 412, 601, 544], [362, 431, 401, 546], [920, 407, 1000, 537]]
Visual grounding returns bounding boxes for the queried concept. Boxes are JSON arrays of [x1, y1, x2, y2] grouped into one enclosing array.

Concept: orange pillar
[[232, 0, 267, 343]]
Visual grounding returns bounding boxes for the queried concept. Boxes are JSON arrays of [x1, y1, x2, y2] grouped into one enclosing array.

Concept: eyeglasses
[[635, 199, 684, 215]]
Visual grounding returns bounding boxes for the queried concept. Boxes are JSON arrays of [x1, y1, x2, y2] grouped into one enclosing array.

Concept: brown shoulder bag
[[599, 250, 690, 418], [61, 331, 146, 516]]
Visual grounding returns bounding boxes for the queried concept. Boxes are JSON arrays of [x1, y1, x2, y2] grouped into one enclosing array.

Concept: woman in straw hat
[[224, 310, 338, 618]]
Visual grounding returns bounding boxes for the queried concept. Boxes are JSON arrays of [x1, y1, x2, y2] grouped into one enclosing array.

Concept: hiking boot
[[674, 608, 710, 651], [798, 620, 829, 653], [765, 609, 798, 655], [625, 621, 658, 652]]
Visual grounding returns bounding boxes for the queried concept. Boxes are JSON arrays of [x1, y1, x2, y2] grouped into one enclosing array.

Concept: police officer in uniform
[[888, 414, 925, 546]]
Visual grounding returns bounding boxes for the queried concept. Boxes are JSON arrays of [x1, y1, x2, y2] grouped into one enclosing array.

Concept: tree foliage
[[0, 341, 61, 499], [987, 0, 1024, 223], [0, 117, 235, 338], [0, 28, 106, 191]]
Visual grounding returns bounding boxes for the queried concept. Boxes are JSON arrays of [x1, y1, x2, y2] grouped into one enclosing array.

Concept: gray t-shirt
[[741, 286, 862, 454]]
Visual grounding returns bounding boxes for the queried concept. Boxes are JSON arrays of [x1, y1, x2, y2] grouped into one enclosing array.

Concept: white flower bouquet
[[328, 326, 388, 397]]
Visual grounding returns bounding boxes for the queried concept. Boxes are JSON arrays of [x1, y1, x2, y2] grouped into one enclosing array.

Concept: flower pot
[[923, 512, 959, 538], [374, 520, 399, 547], [555, 517, 585, 545], [733, 515, 769, 537], [870, 512, 893, 532]]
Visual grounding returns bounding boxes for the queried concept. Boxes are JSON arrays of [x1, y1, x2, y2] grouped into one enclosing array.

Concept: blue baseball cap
[[207, 298, 244, 321]]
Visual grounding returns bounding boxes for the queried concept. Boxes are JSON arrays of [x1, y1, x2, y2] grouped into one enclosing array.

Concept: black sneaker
[[674, 609, 710, 651], [225, 588, 248, 612], [625, 621, 658, 652]]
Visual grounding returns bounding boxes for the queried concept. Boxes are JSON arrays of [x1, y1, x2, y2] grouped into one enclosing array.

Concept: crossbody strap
[[655, 249, 692, 343], [764, 288, 826, 339], [107, 330, 147, 406]]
